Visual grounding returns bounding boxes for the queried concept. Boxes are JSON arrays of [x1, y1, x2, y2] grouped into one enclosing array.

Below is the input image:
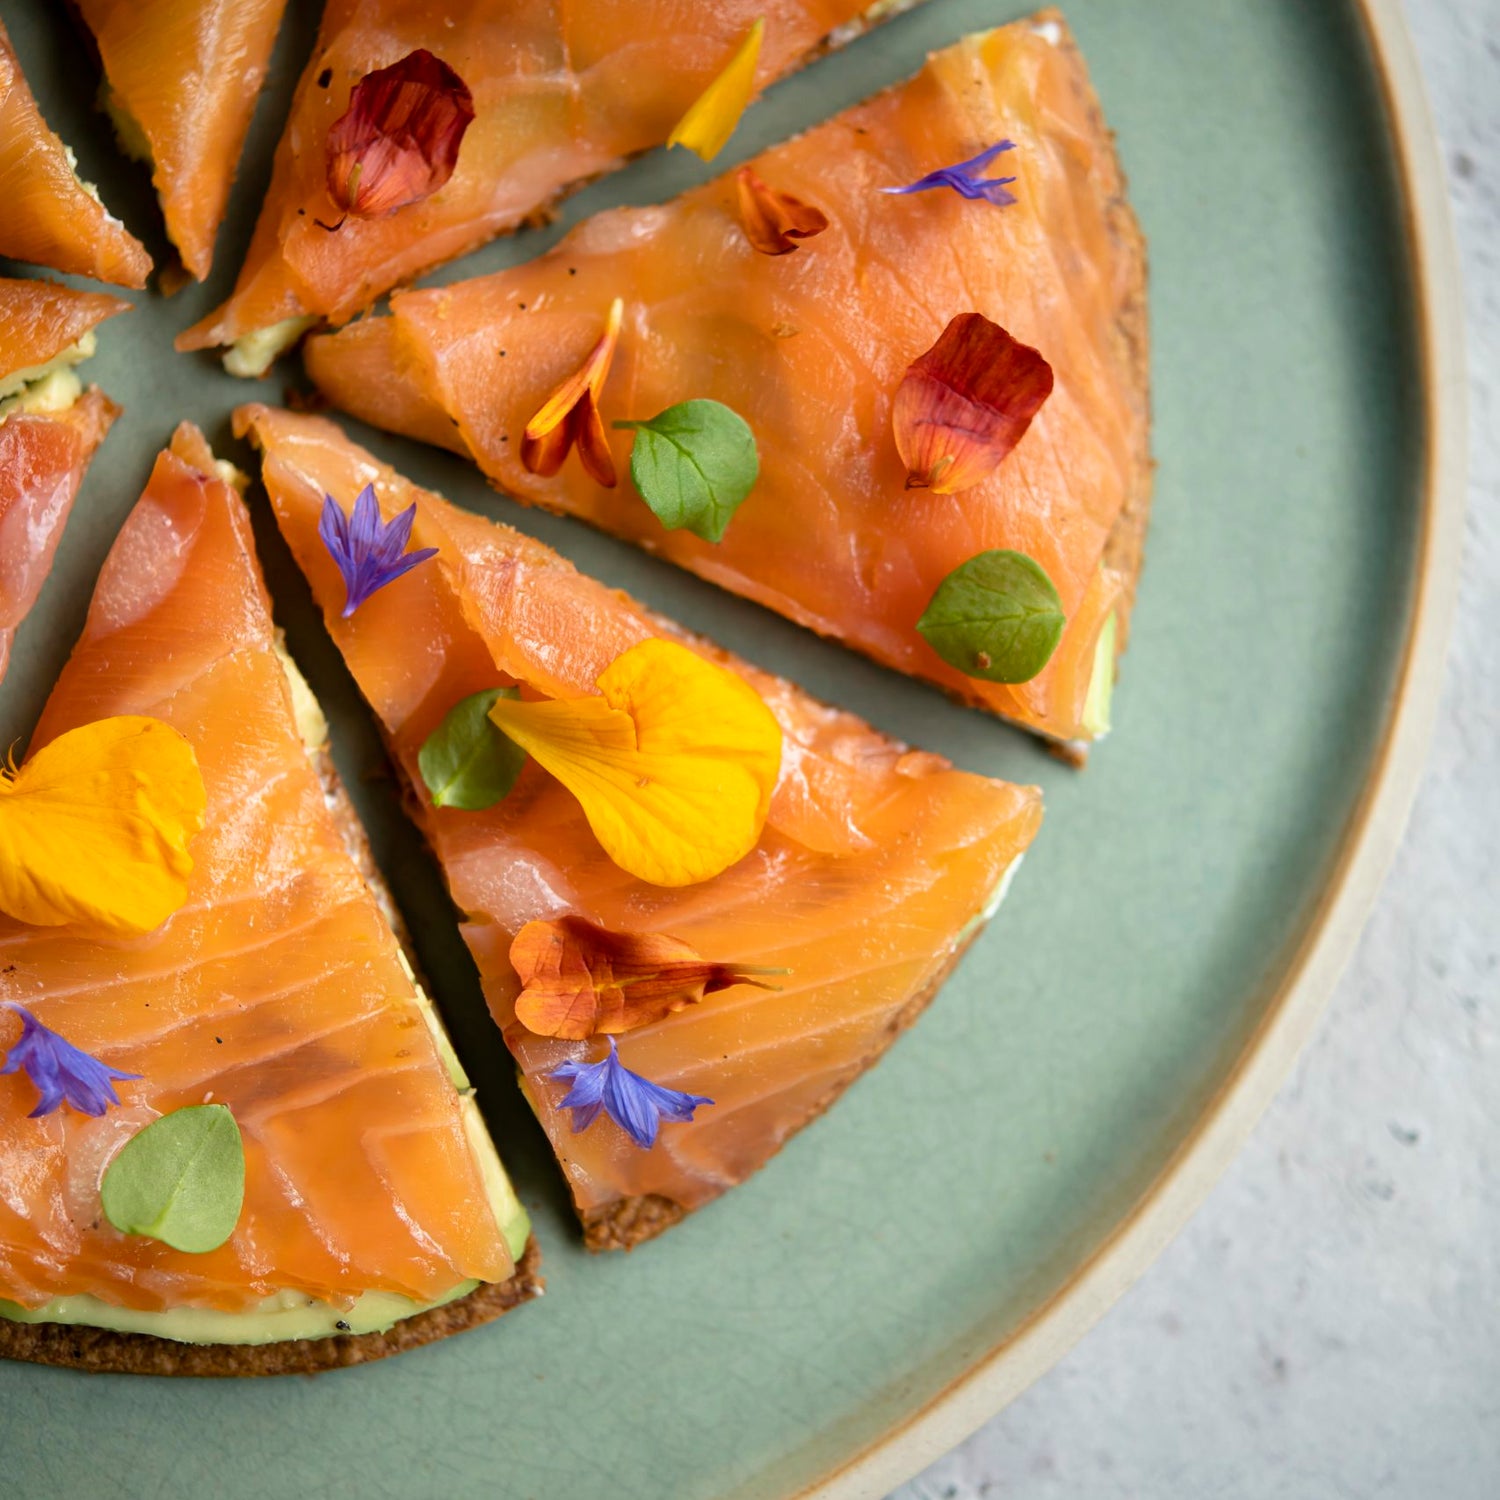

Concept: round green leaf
[[616, 399, 759, 543], [418, 687, 525, 810], [101, 1104, 245, 1254], [916, 549, 1067, 684]]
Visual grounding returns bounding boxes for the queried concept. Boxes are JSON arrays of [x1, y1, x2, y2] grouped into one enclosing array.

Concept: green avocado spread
[[0, 333, 95, 421]]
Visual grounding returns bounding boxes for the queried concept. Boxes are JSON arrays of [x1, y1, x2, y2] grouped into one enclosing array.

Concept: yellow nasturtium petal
[[488, 638, 782, 887], [667, 17, 765, 162], [0, 716, 206, 934]]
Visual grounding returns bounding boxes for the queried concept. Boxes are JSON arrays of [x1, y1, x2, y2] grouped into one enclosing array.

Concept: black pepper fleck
[[518, 302, 527, 310], [215, 1036, 223, 1044], [317, 67, 333, 89], [335, 1319, 351, 1332], [568, 267, 577, 276]]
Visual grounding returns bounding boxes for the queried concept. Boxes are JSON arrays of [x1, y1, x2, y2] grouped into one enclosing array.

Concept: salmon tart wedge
[[236, 405, 1043, 1250], [0, 424, 538, 1375], [178, 0, 924, 373], [72, 0, 292, 283], [303, 10, 1150, 751], [0, 277, 127, 683], [0, 18, 150, 287]]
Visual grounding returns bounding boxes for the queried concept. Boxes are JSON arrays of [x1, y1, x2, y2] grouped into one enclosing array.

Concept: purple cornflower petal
[[881, 140, 1018, 207], [0, 1005, 140, 1119], [547, 1037, 713, 1149], [318, 484, 439, 618]]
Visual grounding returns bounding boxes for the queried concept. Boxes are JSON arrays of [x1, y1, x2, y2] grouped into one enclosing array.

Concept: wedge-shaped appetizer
[[75, 0, 291, 281], [179, 0, 918, 372], [0, 425, 537, 1375], [237, 405, 1041, 1250], [0, 278, 126, 681], [305, 13, 1150, 748], [0, 19, 150, 288]]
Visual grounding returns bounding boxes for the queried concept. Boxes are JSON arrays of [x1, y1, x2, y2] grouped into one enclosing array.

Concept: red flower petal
[[326, 49, 475, 219], [892, 313, 1053, 493]]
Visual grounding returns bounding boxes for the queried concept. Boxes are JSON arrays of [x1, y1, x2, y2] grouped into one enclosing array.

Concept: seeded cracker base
[[0, 745, 543, 1376], [580, 924, 982, 1251]]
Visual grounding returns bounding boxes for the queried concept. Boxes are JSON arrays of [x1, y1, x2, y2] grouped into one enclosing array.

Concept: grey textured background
[[894, 1, 1498, 1495]]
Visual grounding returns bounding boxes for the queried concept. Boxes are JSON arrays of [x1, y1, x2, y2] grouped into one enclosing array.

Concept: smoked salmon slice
[[0, 278, 127, 683], [0, 19, 151, 288], [0, 424, 538, 1374], [74, 0, 291, 282], [178, 0, 919, 371], [303, 12, 1151, 748], [236, 404, 1042, 1250]]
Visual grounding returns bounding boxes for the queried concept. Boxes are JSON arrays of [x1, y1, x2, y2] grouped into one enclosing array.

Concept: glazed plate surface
[[0, 1, 1460, 1496]]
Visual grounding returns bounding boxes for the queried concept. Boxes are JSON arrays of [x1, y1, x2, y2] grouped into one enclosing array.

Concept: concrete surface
[[892, 2, 1499, 1495]]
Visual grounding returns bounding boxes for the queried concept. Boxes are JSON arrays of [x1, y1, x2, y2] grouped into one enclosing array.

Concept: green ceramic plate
[[0, 1, 1462, 1496]]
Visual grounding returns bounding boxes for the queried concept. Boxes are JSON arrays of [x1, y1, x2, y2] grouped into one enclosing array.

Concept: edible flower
[[319, 484, 438, 616], [735, 166, 829, 256], [511, 915, 783, 1040], [546, 1037, 713, 1149], [892, 313, 1053, 493], [881, 141, 1018, 207], [1, 1005, 140, 1118], [0, 717, 206, 934], [520, 298, 623, 488], [487, 638, 782, 888], [325, 49, 475, 220], [667, 17, 764, 161]]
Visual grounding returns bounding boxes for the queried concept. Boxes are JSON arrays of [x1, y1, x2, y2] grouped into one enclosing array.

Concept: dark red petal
[[325, 49, 475, 219], [892, 314, 1053, 493]]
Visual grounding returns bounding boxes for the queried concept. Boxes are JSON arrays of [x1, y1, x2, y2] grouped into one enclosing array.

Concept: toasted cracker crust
[[0, 1237, 542, 1377], [0, 743, 539, 1376], [581, 920, 983, 1250]]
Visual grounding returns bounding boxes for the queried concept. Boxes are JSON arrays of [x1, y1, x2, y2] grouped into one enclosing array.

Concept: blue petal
[[2, 1006, 139, 1119], [881, 140, 1019, 207], [349, 484, 383, 552], [545, 1038, 713, 1150], [319, 489, 438, 617]]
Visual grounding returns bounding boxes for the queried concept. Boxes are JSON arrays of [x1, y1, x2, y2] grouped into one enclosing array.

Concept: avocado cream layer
[[0, 332, 96, 421]]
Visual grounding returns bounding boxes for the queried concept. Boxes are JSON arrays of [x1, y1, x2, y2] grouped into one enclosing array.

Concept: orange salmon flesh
[[74, 0, 291, 281], [237, 404, 1042, 1245], [0, 18, 150, 287], [179, 0, 907, 355], [305, 12, 1150, 744], [0, 425, 514, 1312]]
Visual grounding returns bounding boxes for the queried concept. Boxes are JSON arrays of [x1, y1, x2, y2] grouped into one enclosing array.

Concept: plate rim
[[800, 1, 1469, 1494]]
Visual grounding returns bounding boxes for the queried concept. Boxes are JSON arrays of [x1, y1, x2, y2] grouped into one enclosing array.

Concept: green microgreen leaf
[[614, 399, 759, 543], [916, 549, 1066, 684], [418, 687, 525, 810], [100, 1104, 245, 1254]]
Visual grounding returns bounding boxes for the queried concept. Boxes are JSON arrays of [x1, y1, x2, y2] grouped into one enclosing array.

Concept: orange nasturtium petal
[[488, 638, 782, 887], [510, 915, 783, 1039], [667, 17, 765, 162], [735, 166, 829, 256], [892, 313, 1054, 493], [520, 297, 623, 487], [0, 716, 206, 933]]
